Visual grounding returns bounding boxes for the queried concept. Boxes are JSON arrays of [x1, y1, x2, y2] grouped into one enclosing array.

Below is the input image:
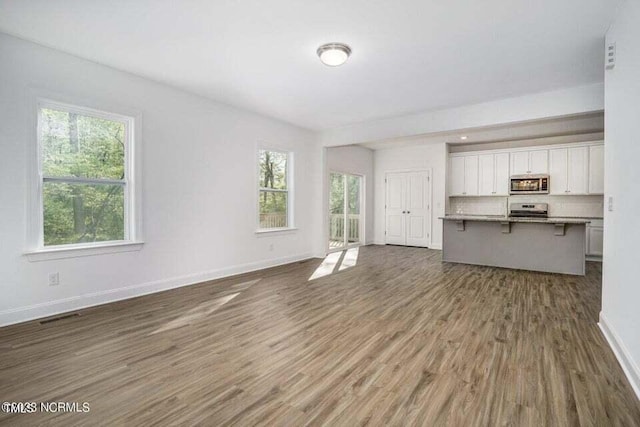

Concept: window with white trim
[[36, 100, 135, 247], [258, 149, 292, 230]]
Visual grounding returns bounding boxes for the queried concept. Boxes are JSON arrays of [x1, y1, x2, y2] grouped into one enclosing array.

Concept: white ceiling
[[0, 0, 620, 131]]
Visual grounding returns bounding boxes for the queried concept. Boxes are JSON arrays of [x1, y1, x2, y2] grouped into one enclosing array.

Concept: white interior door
[[385, 171, 431, 247], [405, 171, 431, 247], [385, 173, 406, 245]]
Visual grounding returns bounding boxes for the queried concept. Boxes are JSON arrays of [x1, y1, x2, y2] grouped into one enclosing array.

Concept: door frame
[[327, 170, 366, 253], [384, 168, 432, 248]]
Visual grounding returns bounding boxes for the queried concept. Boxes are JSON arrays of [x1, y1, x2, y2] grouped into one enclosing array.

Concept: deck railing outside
[[329, 214, 360, 243], [259, 213, 287, 229]]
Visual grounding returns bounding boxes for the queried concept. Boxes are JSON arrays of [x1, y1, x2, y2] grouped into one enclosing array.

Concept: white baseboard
[[599, 312, 640, 401], [0, 253, 314, 328], [429, 243, 442, 250]]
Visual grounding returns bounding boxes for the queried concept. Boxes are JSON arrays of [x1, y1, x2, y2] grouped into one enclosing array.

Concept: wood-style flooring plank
[[0, 245, 639, 426]]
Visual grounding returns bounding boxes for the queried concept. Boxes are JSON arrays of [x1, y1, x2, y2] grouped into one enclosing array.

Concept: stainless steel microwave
[[509, 174, 549, 194]]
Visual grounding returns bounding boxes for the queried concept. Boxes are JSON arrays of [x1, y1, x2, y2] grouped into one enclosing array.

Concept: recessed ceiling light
[[460, 136, 468, 140], [317, 43, 352, 67]]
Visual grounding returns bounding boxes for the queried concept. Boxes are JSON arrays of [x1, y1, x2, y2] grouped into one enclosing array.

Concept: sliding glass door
[[329, 172, 362, 250]]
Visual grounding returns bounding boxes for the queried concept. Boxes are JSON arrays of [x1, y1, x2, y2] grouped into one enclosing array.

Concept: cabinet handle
[[407, 211, 411, 214], [402, 211, 406, 214]]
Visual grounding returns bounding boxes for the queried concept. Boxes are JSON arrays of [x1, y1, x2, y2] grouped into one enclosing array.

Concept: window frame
[[256, 147, 295, 233], [26, 97, 142, 259]]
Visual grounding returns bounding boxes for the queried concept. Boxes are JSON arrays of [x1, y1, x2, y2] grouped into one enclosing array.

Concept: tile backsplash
[[449, 195, 604, 218]]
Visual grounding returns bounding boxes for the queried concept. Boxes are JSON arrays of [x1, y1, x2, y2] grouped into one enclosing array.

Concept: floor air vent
[[39, 313, 80, 325]]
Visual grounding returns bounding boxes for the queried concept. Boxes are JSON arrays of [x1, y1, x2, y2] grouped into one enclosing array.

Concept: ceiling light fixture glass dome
[[317, 43, 352, 67]]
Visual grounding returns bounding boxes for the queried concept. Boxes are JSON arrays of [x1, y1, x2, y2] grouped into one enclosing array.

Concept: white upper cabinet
[[463, 155, 479, 196], [529, 150, 549, 174], [549, 146, 589, 194], [494, 153, 510, 195], [478, 154, 495, 196], [448, 142, 602, 198], [510, 150, 548, 174], [449, 155, 478, 196], [510, 151, 530, 175], [549, 148, 568, 194], [589, 144, 605, 194], [449, 156, 466, 196], [478, 153, 509, 196], [567, 146, 589, 194]]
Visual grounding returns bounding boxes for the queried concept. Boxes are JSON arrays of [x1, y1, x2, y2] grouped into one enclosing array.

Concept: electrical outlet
[[269, 244, 274, 252], [608, 196, 614, 212], [48, 272, 59, 286]]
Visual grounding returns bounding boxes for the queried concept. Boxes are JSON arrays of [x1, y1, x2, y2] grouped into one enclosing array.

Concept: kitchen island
[[441, 215, 591, 275]]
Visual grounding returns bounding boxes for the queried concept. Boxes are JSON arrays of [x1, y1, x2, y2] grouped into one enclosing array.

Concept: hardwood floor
[[1, 245, 639, 426]]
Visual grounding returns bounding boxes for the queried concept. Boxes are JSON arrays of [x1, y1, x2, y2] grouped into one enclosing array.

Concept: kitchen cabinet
[[589, 145, 605, 194], [448, 141, 603, 198], [449, 156, 465, 196], [549, 146, 589, 195], [478, 153, 509, 196], [510, 150, 548, 175], [449, 155, 478, 196], [464, 156, 478, 196], [586, 219, 603, 257]]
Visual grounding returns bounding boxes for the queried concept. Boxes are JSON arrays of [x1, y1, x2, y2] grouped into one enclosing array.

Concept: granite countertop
[[440, 215, 592, 224]]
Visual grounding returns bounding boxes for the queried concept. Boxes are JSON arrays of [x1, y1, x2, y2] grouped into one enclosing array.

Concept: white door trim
[[384, 168, 432, 248]]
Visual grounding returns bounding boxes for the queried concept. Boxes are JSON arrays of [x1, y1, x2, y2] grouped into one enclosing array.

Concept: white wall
[[326, 146, 374, 245], [0, 33, 323, 326], [320, 84, 604, 147], [373, 143, 447, 249], [600, 0, 640, 399]]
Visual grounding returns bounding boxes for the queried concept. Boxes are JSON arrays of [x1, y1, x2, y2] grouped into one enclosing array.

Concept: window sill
[[255, 227, 298, 236], [24, 241, 144, 262]]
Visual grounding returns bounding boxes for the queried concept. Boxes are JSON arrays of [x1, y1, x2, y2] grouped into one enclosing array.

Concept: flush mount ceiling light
[[460, 136, 468, 140], [317, 43, 352, 67]]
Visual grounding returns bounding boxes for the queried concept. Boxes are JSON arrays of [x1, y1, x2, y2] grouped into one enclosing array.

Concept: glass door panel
[[329, 173, 346, 250], [328, 172, 362, 250], [347, 175, 361, 245]]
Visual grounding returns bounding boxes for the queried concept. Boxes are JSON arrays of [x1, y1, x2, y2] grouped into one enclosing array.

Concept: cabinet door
[[464, 155, 479, 196], [478, 154, 495, 196], [589, 145, 605, 194], [549, 148, 568, 194], [529, 150, 549, 174], [510, 152, 529, 175], [567, 146, 589, 194], [449, 156, 465, 196], [587, 226, 604, 256], [494, 153, 510, 195]]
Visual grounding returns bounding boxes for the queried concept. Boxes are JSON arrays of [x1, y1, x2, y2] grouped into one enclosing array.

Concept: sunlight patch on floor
[[339, 247, 359, 271], [309, 247, 359, 280]]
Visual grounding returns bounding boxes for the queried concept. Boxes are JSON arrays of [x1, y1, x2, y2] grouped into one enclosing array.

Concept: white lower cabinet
[[586, 219, 604, 257]]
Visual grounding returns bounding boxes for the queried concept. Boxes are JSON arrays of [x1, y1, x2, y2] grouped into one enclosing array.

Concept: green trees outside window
[[259, 150, 289, 229], [39, 105, 130, 246]]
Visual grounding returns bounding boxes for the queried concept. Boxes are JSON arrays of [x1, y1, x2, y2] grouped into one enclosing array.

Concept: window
[[35, 100, 135, 248], [258, 149, 292, 230]]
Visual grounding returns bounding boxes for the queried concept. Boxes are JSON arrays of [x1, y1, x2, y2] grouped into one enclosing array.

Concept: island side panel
[[442, 220, 586, 275]]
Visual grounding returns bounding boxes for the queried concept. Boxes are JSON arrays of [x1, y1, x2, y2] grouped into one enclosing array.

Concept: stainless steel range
[[509, 202, 548, 218]]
